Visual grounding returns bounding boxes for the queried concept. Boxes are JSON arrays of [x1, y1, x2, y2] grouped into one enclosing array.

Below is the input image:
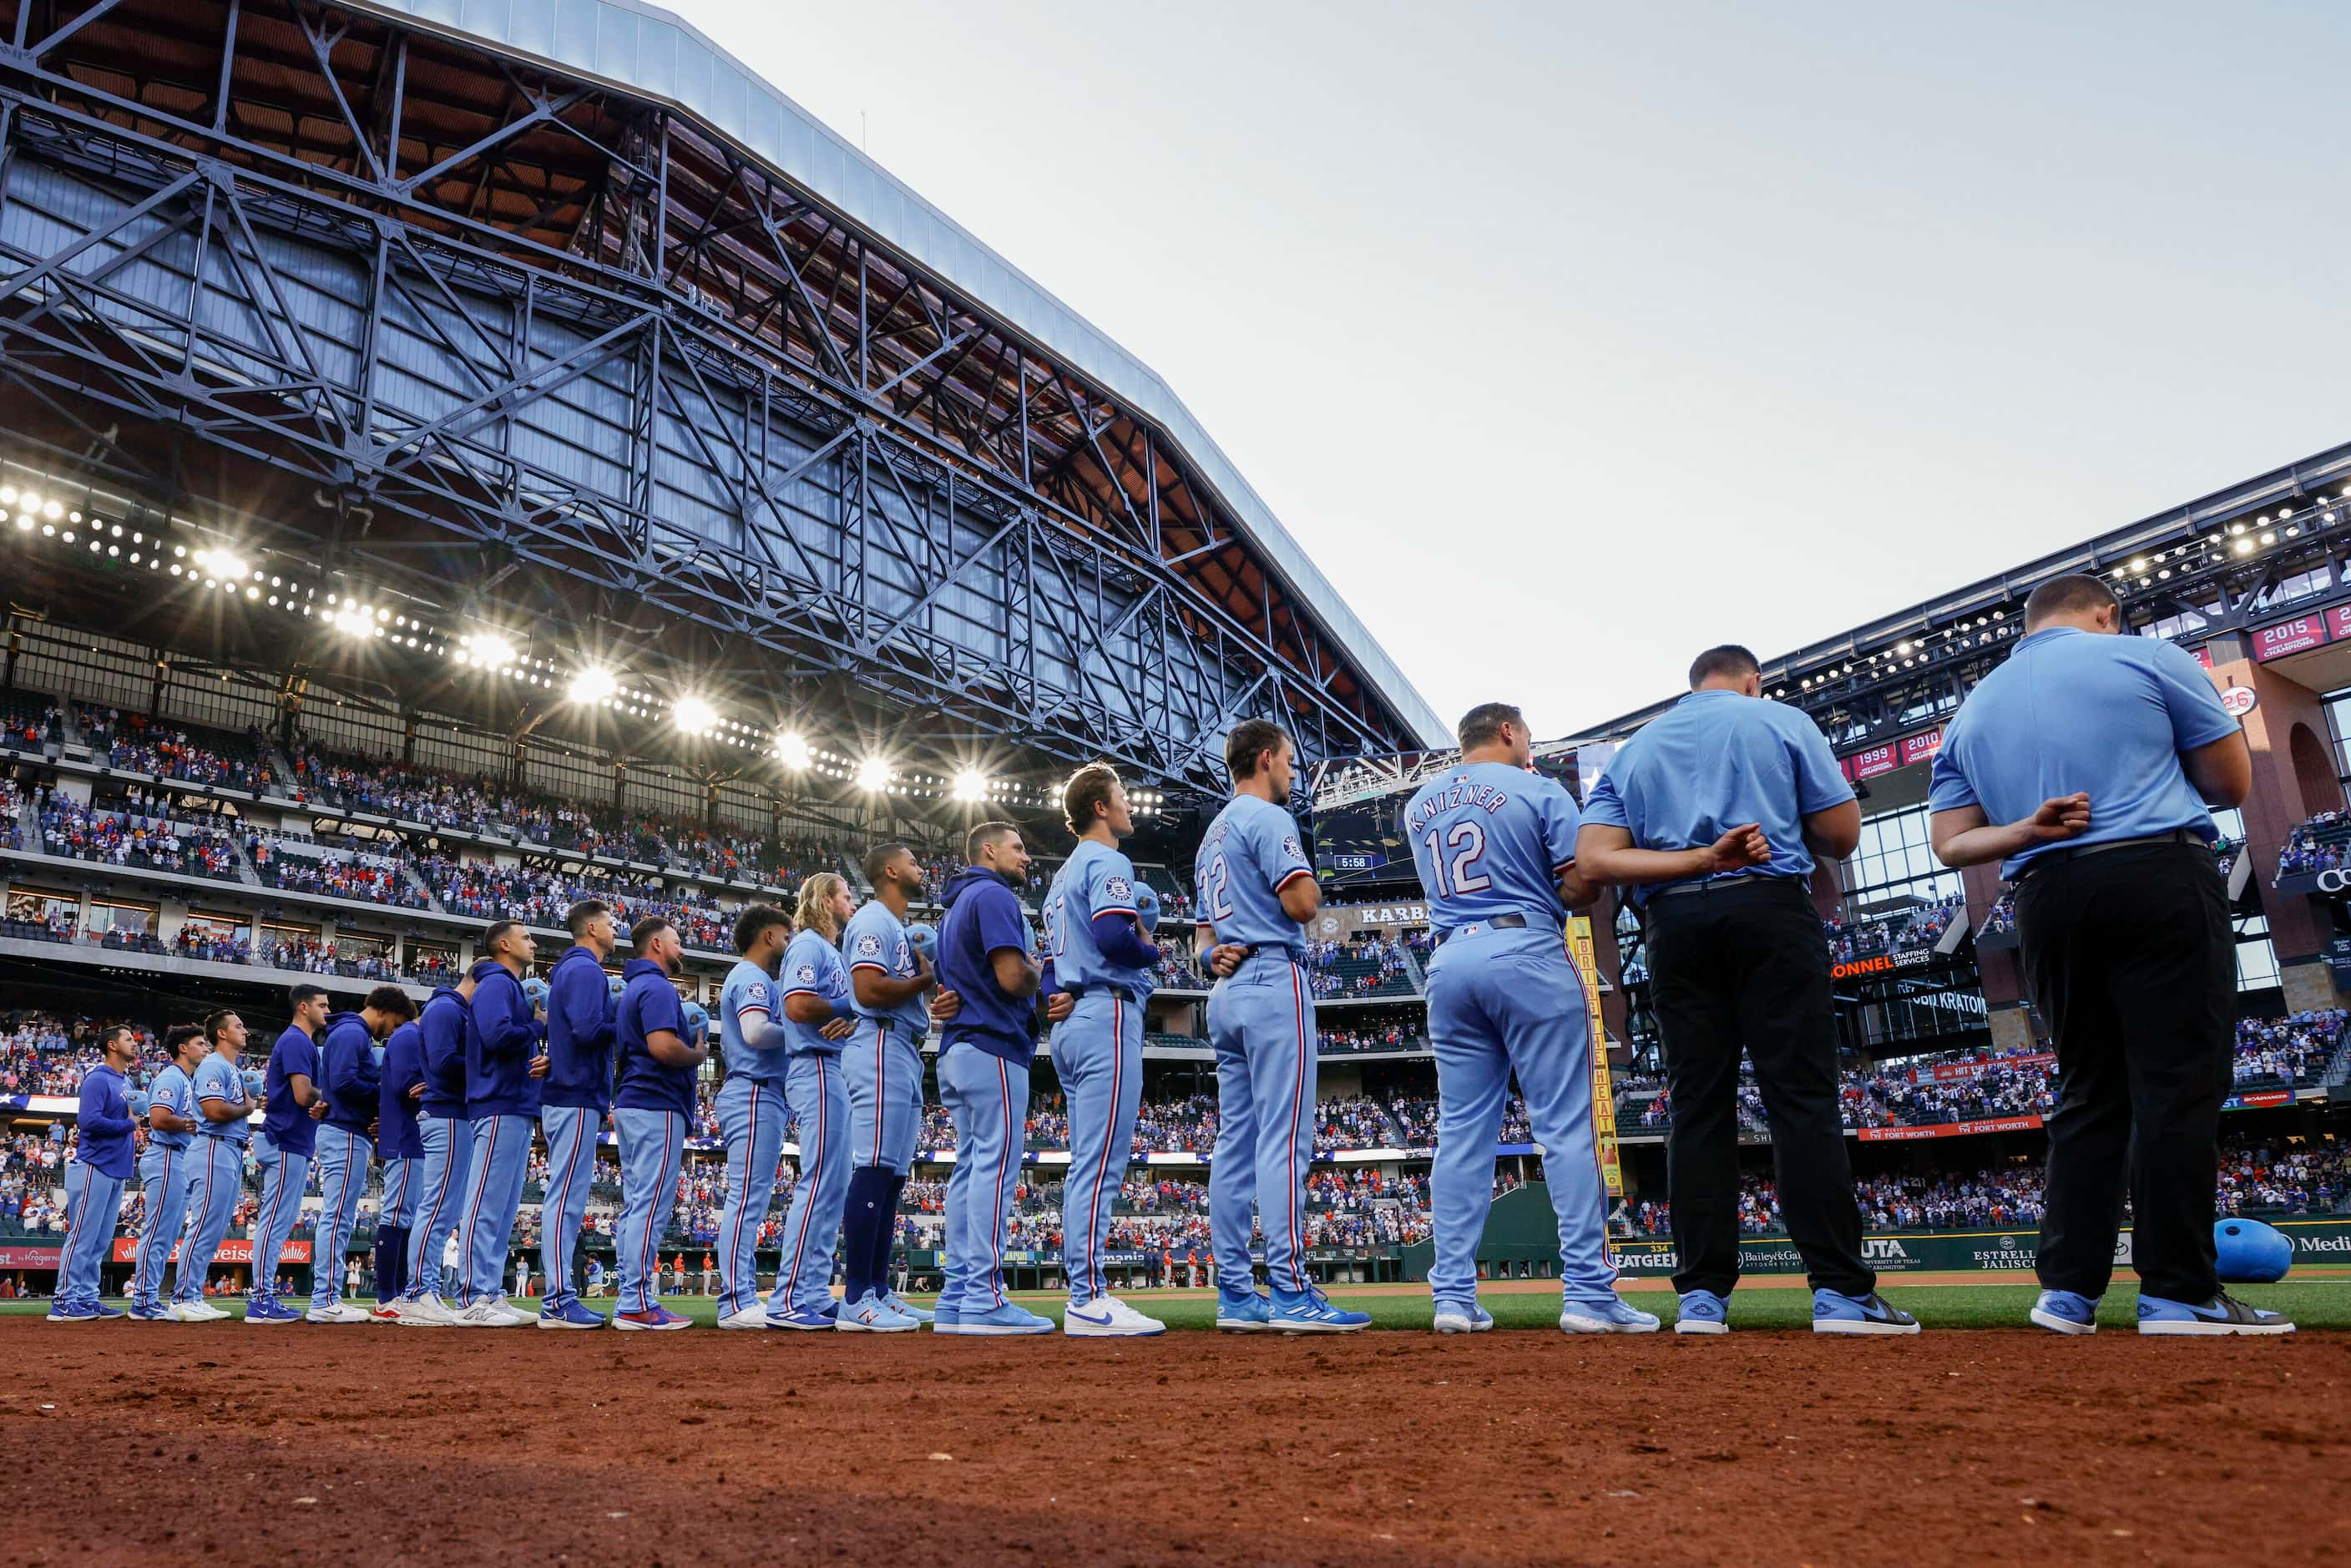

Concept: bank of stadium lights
[[857, 756, 893, 792], [773, 731, 813, 770]]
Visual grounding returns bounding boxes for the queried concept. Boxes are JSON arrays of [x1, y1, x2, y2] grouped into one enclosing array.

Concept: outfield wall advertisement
[[1605, 1217, 2351, 1277]]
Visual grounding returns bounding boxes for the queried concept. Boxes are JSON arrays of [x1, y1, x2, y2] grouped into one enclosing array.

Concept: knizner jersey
[[190, 1053, 251, 1144], [146, 1060, 195, 1151], [1193, 794, 1316, 959], [1045, 839, 1156, 996], [1403, 761, 1581, 933], [780, 928, 851, 1055], [719, 958, 787, 1084], [841, 900, 930, 1037]]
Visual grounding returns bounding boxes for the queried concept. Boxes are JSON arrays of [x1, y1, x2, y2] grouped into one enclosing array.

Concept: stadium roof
[[350, 0, 1448, 750]]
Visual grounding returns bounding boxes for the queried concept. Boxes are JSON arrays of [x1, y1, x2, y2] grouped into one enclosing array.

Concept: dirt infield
[[3, 1322, 2346, 1565]]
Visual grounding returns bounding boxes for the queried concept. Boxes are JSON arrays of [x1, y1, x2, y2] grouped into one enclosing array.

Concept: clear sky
[[669, 0, 2351, 741]]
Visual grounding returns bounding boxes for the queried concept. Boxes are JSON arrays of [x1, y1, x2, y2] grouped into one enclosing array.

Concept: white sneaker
[[456, 1298, 530, 1328], [717, 1307, 772, 1331], [168, 1301, 226, 1323], [392, 1294, 456, 1327], [305, 1302, 372, 1324], [1061, 1295, 1167, 1338]]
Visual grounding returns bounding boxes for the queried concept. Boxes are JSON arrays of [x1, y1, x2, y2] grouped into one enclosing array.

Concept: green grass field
[[8, 1280, 2341, 1330]]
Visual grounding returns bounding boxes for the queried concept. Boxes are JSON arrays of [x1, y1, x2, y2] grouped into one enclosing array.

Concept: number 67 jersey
[[1402, 761, 1583, 933]]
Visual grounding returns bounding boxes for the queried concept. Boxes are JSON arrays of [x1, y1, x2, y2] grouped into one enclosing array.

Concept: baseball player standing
[[933, 822, 1066, 1335], [373, 1004, 427, 1316], [247, 986, 329, 1324], [51, 1024, 139, 1319], [1047, 764, 1165, 1338], [538, 898, 619, 1330], [129, 1024, 206, 1319], [1196, 721, 1366, 1333], [765, 874, 859, 1330], [711, 901, 794, 1329], [838, 846, 942, 1329], [1406, 703, 1655, 1335], [392, 972, 476, 1323], [612, 916, 703, 1330], [453, 921, 546, 1328], [308, 988, 414, 1323], [170, 1010, 252, 1319]]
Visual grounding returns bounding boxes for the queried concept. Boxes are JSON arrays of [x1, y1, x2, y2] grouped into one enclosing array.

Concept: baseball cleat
[[1215, 1292, 1274, 1333], [1811, 1290, 1920, 1335], [1674, 1290, 1730, 1335], [613, 1306, 692, 1331], [455, 1298, 531, 1328], [245, 1297, 303, 1324], [304, 1302, 373, 1324], [170, 1300, 228, 1322], [1061, 1295, 1166, 1338], [933, 1302, 1054, 1337], [2030, 1289, 2099, 1335], [129, 1304, 171, 1322], [1432, 1302, 1494, 1334], [392, 1293, 457, 1326], [716, 1307, 773, 1331], [1270, 1289, 1370, 1334], [538, 1300, 608, 1330], [369, 1306, 403, 1324], [878, 1290, 934, 1324], [1560, 1299, 1661, 1334], [2136, 1291, 2294, 1336], [45, 1303, 98, 1322], [839, 1293, 922, 1333], [766, 1306, 843, 1331]]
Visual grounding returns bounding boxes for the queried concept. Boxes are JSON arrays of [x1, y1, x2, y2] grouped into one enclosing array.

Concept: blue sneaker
[[129, 1304, 170, 1322], [767, 1305, 842, 1331], [1560, 1298, 1661, 1334], [933, 1302, 1054, 1337], [1674, 1290, 1729, 1336], [837, 1292, 920, 1333], [1432, 1301, 1493, 1334], [2137, 1290, 2294, 1336], [613, 1305, 691, 1331], [44, 1302, 96, 1322], [932, 1306, 962, 1332], [538, 1300, 607, 1330], [1215, 1292, 1273, 1333], [878, 1290, 934, 1324], [2030, 1289, 2099, 1336], [245, 1297, 303, 1324], [87, 1302, 126, 1319], [1812, 1289, 1919, 1336], [1270, 1289, 1370, 1334]]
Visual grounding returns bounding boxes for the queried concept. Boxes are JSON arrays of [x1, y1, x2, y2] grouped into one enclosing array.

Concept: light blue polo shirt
[[1928, 625, 2239, 878], [1581, 690, 1855, 902]]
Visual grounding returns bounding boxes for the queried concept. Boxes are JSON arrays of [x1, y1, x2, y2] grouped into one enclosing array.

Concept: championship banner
[[1855, 1115, 2043, 1142], [108, 1237, 313, 1265], [1568, 915, 1623, 1197]]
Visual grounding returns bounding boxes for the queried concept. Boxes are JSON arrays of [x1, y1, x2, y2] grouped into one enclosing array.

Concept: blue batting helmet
[[681, 1000, 710, 1044], [904, 923, 939, 965], [2213, 1217, 2293, 1284], [522, 976, 552, 1012], [1135, 883, 1160, 936]]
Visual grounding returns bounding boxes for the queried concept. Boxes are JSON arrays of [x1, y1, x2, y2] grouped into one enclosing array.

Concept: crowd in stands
[[0, 1014, 162, 1096], [1318, 1022, 1423, 1054], [260, 938, 409, 985], [2275, 810, 2348, 882], [1302, 936, 1415, 999], [1979, 892, 2017, 938], [83, 709, 276, 792], [1823, 894, 1963, 966], [422, 857, 734, 949], [2234, 1011, 2347, 1086], [1313, 1096, 1396, 1154], [249, 834, 429, 909], [1842, 1052, 2057, 1129], [0, 696, 63, 753], [34, 789, 240, 878]]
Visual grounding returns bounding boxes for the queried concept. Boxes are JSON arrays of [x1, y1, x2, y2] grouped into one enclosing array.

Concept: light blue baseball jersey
[[1403, 762, 1581, 931], [190, 1052, 250, 1144], [780, 928, 852, 1055], [720, 958, 788, 1083], [1928, 625, 2240, 878], [1580, 690, 1855, 902], [146, 1060, 195, 1150], [841, 899, 931, 1035], [1046, 838, 1156, 995], [1193, 794, 1317, 959]]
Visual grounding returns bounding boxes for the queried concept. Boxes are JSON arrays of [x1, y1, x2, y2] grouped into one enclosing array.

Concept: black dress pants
[[2014, 841, 2233, 1303], [1646, 877, 1873, 1298]]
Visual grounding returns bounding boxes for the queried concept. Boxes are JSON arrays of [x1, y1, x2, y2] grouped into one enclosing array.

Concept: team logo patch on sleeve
[[1106, 875, 1132, 903], [855, 933, 882, 958], [746, 980, 771, 1007], [795, 964, 817, 985], [1282, 835, 1304, 861]]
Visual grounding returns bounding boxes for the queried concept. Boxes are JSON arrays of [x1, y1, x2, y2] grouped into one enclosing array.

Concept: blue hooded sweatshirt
[[377, 1019, 426, 1160], [74, 1060, 135, 1179], [416, 987, 471, 1120], [541, 944, 617, 1113], [465, 959, 546, 1119], [319, 1009, 382, 1136], [937, 865, 1041, 1067]]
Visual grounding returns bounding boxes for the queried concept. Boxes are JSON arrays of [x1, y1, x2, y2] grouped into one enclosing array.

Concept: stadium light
[[773, 731, 811, 770], [673, 695, 718, 734], [952, 768, 988, 802], [857, 756, 892, 792], [569, 667, 618, 704], [467, 633, 516, 669], [194, 549, 246, 579], [2233, 537, 2254, 556]]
